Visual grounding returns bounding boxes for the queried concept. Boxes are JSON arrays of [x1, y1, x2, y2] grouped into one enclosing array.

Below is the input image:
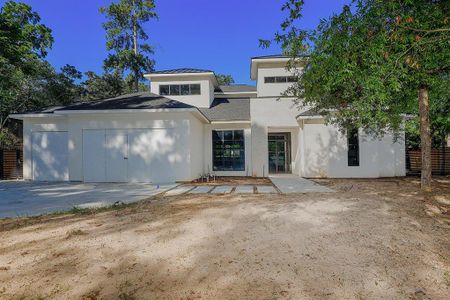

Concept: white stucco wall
[[22, 116, 68, 180], [300, 119, 406, 178], [150, 75, 213, 108], [189, 115, 205, 179], [22, 112, 205, 182], [203, 123, 252, 177], [256, 63, 300, 98], [250, 97, 302, 177]]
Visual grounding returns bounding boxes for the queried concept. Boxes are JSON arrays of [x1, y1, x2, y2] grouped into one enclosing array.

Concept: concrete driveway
[[0, 181, 177, 218]]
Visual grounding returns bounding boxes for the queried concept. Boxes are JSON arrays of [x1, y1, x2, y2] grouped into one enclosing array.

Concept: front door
[[268, 133, 291, 174]]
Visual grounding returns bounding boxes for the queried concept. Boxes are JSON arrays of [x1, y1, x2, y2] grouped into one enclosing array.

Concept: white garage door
[[31, 131, 69, 181], [82, 129, 176, 183]]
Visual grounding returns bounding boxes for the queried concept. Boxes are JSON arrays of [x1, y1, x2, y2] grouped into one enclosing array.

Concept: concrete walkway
[[0, 181, 177, 218], [269, 175, 334, 193], [164, 184, 279, 196]]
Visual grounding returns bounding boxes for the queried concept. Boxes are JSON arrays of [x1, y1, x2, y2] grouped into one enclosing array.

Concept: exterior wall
[[22, 112, 203, 182], [300, 119, 406, 178], [189, 115, 204, 179], [150, 75, 213, 108], [203, 123, 252, 176], [256, 63, 300, 97], [250, 97, 301, 177], [22, 116, 68, 180]]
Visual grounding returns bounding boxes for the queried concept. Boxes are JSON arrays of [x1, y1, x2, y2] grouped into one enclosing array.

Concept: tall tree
[[82, 71, 126, 100], [0, 0, 53, 132], [100, 0, 157, 92], [262, 0, 449, 191], [216, 74, 235, 85]]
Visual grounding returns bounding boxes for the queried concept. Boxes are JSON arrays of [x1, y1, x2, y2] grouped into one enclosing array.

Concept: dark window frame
[[212, 130, 245, 171], [264, 76, 298, 83], [159, 84, 201, 96], [347, 128, 360, 167]]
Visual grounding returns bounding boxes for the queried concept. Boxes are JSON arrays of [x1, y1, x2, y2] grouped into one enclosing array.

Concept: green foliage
[[263, 0, 450, 141], [0, 1, 88, 146], [216, 74, 235, 85], [100, 0, 157, 92], [0, 127, 20, 149], [81, 71, 126, 100]]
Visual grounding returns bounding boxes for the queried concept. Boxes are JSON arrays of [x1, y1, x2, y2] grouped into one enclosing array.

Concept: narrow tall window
[[348, 128, 359, 166]]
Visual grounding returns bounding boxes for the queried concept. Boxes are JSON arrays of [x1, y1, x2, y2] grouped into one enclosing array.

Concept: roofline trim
[[214, 91, 256, 95], [210, 120, 251, 124], [296, 115, 323, 120], [144, 72, 219, 87], [144, 72, 215, 78], [54, 108, 197, 114], [9, 113, 66, 120]]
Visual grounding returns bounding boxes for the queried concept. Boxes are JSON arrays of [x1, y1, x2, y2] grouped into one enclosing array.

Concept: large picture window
[[159, 84, 201, 96], [347, 128, 360, 166], [212, 130, 245, 171]]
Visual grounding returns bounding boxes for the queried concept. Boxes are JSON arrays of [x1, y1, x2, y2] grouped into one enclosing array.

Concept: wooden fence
[[0, 149, 23, 180], [406, 147, 450, 175]]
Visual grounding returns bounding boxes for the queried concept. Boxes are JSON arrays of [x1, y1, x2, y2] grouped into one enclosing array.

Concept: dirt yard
[[0, 178, 449, 299]]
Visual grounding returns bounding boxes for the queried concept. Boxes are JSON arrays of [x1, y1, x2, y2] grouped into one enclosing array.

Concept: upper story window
[[159, 84, 201, 96], [264, 76, 298, 83]]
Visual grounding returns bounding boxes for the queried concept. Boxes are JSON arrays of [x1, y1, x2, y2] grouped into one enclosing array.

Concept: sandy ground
[[0, 178, 449, 299]]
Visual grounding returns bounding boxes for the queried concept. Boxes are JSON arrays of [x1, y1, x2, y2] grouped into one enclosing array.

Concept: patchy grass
[[0, 178, 449, 299], [444, 271, 450, 287], [66, 229, 88, 239]]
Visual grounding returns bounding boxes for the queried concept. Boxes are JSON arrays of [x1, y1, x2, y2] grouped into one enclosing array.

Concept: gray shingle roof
[[148, 68, 213, 74], [199, 98, 250, 121], [215, 85, 256, 93], [251, 54, 309, 59], [251, 54, 290, 59], [296, 108, 324, 118], [26, 92, 194, 114]]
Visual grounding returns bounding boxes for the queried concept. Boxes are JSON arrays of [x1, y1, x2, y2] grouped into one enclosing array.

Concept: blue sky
[[14, 0, 350, 85]]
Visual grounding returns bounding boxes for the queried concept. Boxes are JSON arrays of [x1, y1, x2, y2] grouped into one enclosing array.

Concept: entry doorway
[[268, 133, 292, 174]]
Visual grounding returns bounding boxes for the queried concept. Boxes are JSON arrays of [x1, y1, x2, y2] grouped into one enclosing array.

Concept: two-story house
[[11, 55, 406, 182]]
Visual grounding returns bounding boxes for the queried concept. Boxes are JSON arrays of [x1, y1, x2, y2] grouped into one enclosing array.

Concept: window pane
[[287, 76, 298, 82], [347, 128, 359, 166], [212, 130, 222, 141], [264, 77, 275, 83], [169, 85, 180, 95], [181, 84, 190, 95], [234, 130, 244, 140], [212, 130, 245, 171], [223, 130, 233, 140], [275, 76, 287, 83], [190, 84, 201, 95], [160, 85, 169, 95]]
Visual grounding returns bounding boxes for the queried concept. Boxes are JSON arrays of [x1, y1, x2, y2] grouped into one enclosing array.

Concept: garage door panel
[[82, 130, 106, 182], [32, 132, 68, 181], [128, 129, 176, 183], [105, 133, 128, 182], [82, 128, 176, 183]]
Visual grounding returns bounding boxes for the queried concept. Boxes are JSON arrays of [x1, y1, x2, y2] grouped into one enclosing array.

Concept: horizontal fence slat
[[407, 147, 450, 175], [1, 148, 23, 180]]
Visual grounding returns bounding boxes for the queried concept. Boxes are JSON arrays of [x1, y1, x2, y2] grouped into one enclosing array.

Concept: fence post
[[443, 144, 446, 176]]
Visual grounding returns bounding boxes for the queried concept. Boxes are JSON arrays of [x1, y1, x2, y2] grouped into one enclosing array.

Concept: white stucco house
[[11, 55, 406, 183]]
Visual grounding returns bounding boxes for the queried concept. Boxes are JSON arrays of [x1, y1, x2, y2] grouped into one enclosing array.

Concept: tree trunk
[[132, 16, 139, 92], [418, 85, 432, 191]]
